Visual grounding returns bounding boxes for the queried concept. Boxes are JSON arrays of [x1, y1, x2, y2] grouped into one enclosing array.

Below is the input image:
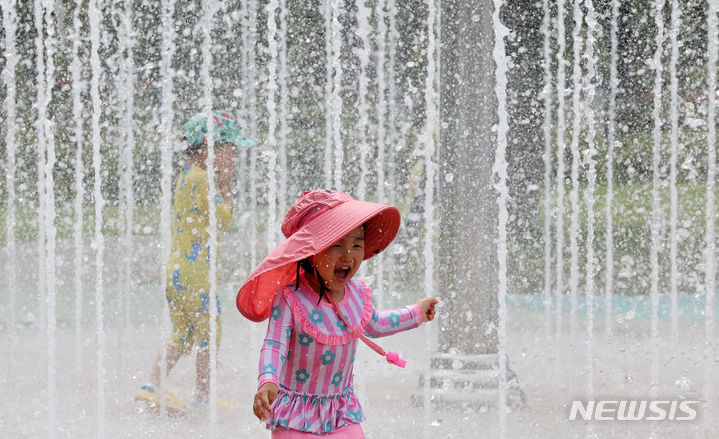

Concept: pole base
[[411, 352, 526, 411]]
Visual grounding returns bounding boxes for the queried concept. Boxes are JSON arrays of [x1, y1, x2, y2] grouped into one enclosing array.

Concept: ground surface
[[2, 302, 716, 438]]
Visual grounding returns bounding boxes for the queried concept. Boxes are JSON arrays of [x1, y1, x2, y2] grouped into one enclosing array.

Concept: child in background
[[135, 110, 255, 414], [236, 189, 438, 437]]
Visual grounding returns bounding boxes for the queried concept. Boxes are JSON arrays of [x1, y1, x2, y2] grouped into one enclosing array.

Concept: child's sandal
[[134, 382, 187, 416]]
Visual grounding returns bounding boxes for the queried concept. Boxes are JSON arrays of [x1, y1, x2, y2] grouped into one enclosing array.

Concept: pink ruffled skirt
[[271, 423, 365, 438], [266, 385, 365, 434]]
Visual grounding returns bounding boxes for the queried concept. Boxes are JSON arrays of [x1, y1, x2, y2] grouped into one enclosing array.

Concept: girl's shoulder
[[282, 278, 373, 345]]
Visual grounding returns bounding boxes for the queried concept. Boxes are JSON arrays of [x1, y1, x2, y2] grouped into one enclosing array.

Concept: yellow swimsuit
[[165, 165, 232, 354]]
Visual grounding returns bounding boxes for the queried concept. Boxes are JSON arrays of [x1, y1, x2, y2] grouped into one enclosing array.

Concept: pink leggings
[[271, 423, 365, 439]]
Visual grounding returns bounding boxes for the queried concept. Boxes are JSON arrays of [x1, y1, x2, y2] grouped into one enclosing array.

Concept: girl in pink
[[236, 189, 437, 438]]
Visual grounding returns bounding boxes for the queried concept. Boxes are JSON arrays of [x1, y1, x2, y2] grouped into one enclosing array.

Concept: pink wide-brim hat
[[236, 189, 401, 322]]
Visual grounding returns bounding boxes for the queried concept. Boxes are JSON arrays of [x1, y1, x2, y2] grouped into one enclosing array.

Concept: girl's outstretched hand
[[253, 382, 278, 421], [414, 297, 439, 322]]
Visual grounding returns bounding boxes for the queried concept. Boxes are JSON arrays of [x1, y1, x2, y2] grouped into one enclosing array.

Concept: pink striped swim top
[[258, 275, 423, 434]]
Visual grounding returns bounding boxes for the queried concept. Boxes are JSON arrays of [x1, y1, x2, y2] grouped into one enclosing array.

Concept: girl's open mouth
[[334, 267, 351, 282]]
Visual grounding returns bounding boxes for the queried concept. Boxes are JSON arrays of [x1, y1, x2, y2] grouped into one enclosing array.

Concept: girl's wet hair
[[295, 259, 329, 305], [185, 143, 205, 155]]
